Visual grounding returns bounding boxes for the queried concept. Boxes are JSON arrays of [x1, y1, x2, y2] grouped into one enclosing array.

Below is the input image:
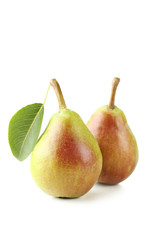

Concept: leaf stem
[[108, 77, 120, 109], [43, 85, 51, 105], [50, 79, 66, 109]]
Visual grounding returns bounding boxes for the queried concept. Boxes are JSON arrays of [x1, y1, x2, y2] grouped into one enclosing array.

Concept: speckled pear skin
[[31, 108, 102, 198], [87, 105, 138, 185]]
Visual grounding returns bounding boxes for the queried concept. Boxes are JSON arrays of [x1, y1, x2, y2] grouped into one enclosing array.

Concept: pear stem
[[108, 77, 120, 109], [50, 79, 66, 109]]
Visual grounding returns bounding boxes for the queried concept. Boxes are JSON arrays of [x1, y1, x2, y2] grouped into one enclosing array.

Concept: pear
[[31, 79, 102, 198], [87, 78, 138, 184]]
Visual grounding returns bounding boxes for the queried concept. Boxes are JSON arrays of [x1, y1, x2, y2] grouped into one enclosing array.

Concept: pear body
[[87, 106, 138, 184], [31, 108, 102, 198]]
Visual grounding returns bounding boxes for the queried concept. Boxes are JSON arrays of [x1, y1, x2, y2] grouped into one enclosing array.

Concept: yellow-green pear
[[31, 79, 102, 198]]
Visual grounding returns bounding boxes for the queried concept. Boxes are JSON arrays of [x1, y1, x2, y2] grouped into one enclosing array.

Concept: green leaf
[[8, 103, 44, 161]]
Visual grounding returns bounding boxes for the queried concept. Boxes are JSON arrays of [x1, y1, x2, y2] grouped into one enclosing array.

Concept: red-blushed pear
[[87, 78, 138, 184], [30, 79, 102, 198]]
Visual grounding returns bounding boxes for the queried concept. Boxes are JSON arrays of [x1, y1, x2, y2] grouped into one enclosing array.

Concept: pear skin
[[31, 80, 102, 198], [87, 78, 138, 184]]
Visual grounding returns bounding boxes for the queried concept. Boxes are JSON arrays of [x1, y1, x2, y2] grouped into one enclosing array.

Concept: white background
[[0, 0, 160, 239]]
